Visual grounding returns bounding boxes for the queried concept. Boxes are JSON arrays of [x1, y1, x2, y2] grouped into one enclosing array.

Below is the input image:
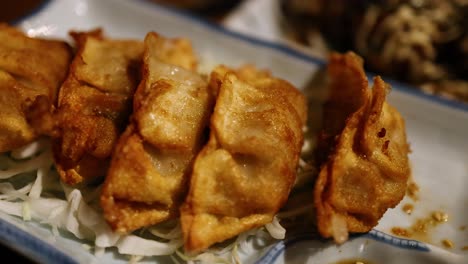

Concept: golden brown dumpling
[[51, 29, 143, 185], [0, 23, 72, 152], [314, 52, 411, 244], [180, 65, 307, 253], [100, 32, 213, 233]]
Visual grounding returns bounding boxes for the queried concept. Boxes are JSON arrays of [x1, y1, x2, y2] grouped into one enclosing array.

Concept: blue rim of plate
[[5, 0, 467, 263], [0, 218, 78, 264], [255, 229, 431, 264]]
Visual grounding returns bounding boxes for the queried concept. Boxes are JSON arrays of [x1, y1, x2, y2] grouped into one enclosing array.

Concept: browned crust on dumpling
[[52, 29, 143, 185], [314, 52, 410, 243], [101, 32, 213, 233], [0, 23, 72, 152], [180, 65, 307, 253]]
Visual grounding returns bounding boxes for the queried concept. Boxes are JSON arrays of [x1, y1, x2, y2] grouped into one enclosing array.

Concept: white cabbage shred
[[0, 138, 319, 263]]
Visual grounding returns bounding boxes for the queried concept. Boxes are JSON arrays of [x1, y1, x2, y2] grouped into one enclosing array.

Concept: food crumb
[[402, 203, 414, 215], [462, 246, 468, 251], [391, 227, 410, 237], [460, 226, 466, 231], [431, 211, 448, 223], [441, 239, 454, 249], [81, 244, 92, 251], [407, 181, 419, 201], [391, 210, 450, 242]]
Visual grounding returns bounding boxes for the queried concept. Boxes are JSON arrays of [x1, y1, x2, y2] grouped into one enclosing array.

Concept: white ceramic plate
[[1, 0, 467, 263]]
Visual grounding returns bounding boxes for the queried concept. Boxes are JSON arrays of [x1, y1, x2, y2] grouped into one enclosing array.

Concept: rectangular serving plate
[[1, 0, 466, 263]]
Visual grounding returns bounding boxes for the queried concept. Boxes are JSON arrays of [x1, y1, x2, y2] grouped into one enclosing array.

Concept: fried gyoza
[[101, 32, 213, 233], [180, 65, 307, 253], [314, 52, 410, 243], [0, 24, 71, 152], [51, 29, 143, 185]]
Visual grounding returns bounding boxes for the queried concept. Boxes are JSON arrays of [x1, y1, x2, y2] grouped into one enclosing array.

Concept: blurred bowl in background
[[149, 0, 242, 21]]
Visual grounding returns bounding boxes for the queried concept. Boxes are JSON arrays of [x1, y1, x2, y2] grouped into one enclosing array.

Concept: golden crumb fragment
[[391, 227, 411, 237], [402, 204, 414, 215], [441, 239, 454, 249], [431, 211, 448, 223], [407, 181, 420, 201]]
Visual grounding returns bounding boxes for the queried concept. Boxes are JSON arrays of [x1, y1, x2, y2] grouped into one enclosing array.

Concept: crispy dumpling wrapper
[[51, 29, 143, 185], [0, 23, 72, 152], [314, 52, 411, 244], [101, 32, 213, 233], [180, 65, 307, 253]]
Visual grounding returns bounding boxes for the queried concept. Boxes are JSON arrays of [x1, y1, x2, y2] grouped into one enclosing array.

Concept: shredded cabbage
[[265, 216, 286, 239], [0, 136, 316, 263]]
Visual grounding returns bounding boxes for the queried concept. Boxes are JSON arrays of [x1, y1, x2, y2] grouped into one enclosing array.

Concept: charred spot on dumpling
[[377, 127, 386, 138], [382, 140, 390, 154]]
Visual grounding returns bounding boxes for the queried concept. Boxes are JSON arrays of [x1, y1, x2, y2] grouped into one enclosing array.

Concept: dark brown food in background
[[280, 0, 369, 52], [150, 0, 242, 22], [280, 0, 468, 103], [0, 0, 45, 23]]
